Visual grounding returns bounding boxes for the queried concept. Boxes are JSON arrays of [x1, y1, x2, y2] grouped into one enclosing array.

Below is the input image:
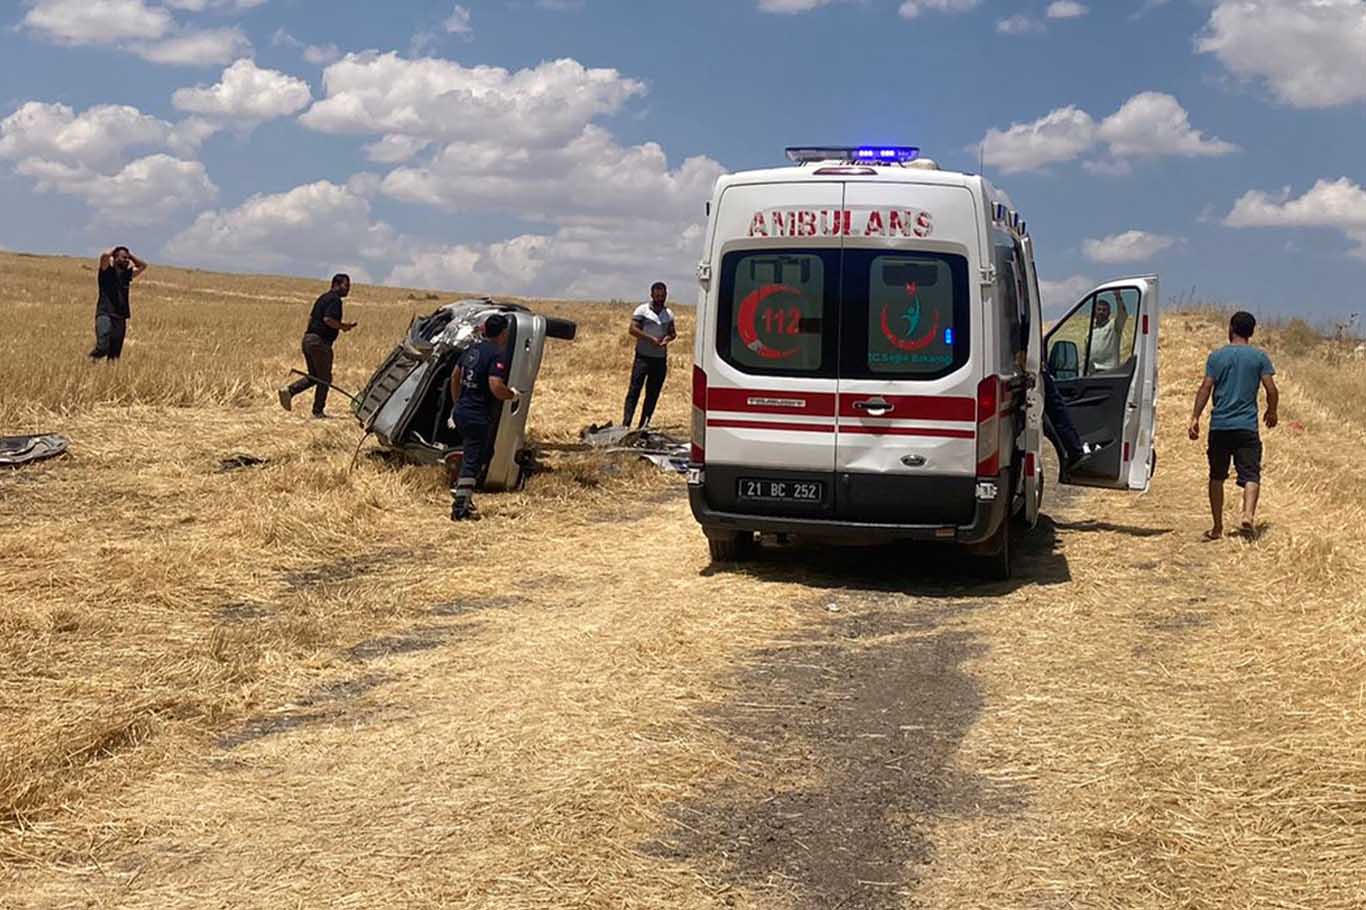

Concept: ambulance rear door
[[700, 181, 845, 521], [833, 181, 981, 525]]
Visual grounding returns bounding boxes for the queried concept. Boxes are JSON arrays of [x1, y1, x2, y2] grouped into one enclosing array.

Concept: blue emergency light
[[786, 145, 920, 165], [944, 328, 954, 346]]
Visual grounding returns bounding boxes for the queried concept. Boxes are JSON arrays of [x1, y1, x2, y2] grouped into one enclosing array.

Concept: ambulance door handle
[[853, 397, 894, 417]]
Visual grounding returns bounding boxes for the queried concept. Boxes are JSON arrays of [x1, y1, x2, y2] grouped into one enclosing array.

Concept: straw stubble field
[[2, 251, 1364, 908]]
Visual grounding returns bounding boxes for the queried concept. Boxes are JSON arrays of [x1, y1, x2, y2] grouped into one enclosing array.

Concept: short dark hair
[[331, 273, 350, 287], [112, 246, 130, 256], [1230, 311, 1256, 339], [484, 313, 509, 337], [650, 281, 667, 293]]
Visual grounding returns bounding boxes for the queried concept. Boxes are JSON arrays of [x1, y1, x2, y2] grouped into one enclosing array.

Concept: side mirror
[[1048, 340, 1080, 380]]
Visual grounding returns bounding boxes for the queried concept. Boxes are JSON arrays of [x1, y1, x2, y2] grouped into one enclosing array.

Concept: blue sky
[[2, 0, 1363, 323]]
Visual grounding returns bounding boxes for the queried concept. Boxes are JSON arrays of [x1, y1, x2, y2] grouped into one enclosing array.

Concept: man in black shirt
[[88, 246, 147, 361], [449, 313, 520, 521], [277, 274, 356, 418]]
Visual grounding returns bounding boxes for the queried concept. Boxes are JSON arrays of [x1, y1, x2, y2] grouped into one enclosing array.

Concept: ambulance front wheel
[[706, 530, 756, 563]]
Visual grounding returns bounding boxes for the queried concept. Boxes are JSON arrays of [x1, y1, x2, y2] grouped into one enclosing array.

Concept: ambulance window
[[717, 251, 833, 376], [1046, 286, 1142, 378], [852, 252, 969, 378]]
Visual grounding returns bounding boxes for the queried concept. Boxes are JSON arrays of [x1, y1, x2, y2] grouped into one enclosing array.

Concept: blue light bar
[[786, 145, 920, 165]]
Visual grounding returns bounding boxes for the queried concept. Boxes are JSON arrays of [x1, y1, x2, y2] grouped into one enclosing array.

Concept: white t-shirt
[[633, 303, 675, 358], [1089, 307, 1128, 372]]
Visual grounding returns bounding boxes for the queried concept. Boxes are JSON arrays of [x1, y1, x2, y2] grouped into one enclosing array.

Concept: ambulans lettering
[[747, 209, 934, 239]]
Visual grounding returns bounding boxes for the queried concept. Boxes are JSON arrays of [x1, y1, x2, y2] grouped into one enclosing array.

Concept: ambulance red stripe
[[706, 418, 973, 440], [836, 394, 975, 422]]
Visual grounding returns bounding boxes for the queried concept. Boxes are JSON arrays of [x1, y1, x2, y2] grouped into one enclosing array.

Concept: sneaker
[[311, 412, 331, 420], [277, 387, 292, 412]]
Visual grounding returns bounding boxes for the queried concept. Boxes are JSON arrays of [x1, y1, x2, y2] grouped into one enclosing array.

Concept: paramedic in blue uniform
[[449, 313, 520, 521], [621, 281, 677, 429]]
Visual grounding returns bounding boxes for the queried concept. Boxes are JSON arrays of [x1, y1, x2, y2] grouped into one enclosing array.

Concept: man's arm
[[128, 252, 148, 278], [98, 249, 113, 271], [1189, 377, 1214, 440], [663, 317, 678, 345], [627, 316, 658, 346], [488, 376, 518, 401], [451, 366, 464, 400], [1262, 375, 1279, 428], [322, 317, 357, 332]]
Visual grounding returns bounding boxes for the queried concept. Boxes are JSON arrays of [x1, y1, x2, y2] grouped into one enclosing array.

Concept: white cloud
[[172, 60, 312, 121], [977, 92, 1236, 174], [996, 14, 1044, 34], [134, 27, 251, 65], [163, 0, 267, 9], [0, 102, 214, 170], [387, 219, 707, 299], [899, 0, 981, 18], [363, 135, 431, 164], [1039, 275, 1096, 315], [980, 106, 1097, 173], [22, 0, 173, 44], [1224, 178, 1366, 258], [164, 180, 399, 274], [1197, 0, 1366, 108], [757, 0, 832, 11], [379, 126, 724, 224], [300, 53, 646, 146], [1046, 1, 1087, 19], [270, 29, 341, 65], [1082, 230, 1179, 263], [17, 154, 217, 225], [23, 0, 252, 66], [444, 4, 473, 33], [1096, 92, 1238, 159]]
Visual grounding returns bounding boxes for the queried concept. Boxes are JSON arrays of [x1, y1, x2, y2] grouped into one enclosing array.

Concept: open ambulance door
[[1044, 276, 1159, 492]]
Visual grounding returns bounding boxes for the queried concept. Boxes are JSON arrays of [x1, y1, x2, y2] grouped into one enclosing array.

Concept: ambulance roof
[[715, 162, 985, 192]]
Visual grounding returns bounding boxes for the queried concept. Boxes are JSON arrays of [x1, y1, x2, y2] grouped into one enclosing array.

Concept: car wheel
[[707, 531, 755, 563]]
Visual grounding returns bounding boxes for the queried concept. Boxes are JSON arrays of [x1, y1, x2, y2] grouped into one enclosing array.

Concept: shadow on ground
[[702, 514, 1072, 597], [654, 605, 1023, 908]]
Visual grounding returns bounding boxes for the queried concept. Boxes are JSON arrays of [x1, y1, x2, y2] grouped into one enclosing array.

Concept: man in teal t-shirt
[[1188, 311, 1279, 539]]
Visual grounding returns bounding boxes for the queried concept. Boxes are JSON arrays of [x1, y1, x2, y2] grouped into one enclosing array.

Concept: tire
[[977, 518, 1012, 581], [707, 531, 755, 563], [544, 317, 577, 341]]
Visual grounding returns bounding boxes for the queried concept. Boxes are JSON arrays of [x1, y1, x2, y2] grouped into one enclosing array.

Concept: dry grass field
[[2, 250, 1364, 909]]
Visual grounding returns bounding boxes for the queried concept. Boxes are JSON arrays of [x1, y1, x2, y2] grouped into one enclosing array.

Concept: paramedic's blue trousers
[[451, 411, 491, 518]]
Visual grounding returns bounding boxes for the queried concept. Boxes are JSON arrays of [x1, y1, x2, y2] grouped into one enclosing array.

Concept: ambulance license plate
[[737, 478, 823, 503]]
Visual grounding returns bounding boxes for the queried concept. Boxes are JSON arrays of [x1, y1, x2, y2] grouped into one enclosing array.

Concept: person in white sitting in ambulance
[[621, 281, 678, 429], [1088, 293, 1129, 373]]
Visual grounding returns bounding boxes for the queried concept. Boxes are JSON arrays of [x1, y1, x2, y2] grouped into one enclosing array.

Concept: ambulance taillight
[[691, 365, 707, 464], [976, 375, 1001, 477]]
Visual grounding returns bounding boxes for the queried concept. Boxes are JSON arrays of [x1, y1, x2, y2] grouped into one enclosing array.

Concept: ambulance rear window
[[717, 251, 835, 377], [846, 251, 970, 379]]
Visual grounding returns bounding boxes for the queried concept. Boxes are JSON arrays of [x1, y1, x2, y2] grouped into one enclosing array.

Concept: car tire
[[707, 531, 755, 563], [545, 317, 577, 341], [978, 518, 1012, 581]]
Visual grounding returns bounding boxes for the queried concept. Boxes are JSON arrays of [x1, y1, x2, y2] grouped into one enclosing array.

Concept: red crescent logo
[[738, 284, 802, 360]]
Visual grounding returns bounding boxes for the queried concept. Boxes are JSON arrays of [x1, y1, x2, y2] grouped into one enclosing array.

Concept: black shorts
[[1208, 429, 1262, 486]]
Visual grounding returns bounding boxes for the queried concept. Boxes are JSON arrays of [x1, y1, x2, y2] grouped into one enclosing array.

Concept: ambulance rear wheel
[[977, 519, 1012, 581], [707, 530, 755, 563]]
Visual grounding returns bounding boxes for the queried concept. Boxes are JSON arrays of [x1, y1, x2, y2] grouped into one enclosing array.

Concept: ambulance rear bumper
[[688, 470, 1010, 546]]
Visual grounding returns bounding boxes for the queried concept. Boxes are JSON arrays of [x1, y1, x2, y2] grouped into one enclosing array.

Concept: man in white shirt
[[1088, 292, 1129, 373], [622, 281, 678, 429]]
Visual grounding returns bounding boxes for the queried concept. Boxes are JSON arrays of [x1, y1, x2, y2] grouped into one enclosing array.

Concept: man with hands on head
[[89, 245, 147, 361]]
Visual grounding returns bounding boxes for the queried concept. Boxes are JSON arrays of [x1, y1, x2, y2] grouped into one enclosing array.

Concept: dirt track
[[4, 314, 1365, 909]]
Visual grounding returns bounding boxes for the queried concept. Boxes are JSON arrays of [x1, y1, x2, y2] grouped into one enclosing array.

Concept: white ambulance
[[687, 146, 1159, 577]]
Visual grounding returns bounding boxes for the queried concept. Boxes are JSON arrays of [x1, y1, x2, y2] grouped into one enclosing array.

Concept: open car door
[[1044, 276, 1159, 491]]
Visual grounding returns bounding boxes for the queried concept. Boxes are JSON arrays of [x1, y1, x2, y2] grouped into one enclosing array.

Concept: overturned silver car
[[353, 299, 576, 490]]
